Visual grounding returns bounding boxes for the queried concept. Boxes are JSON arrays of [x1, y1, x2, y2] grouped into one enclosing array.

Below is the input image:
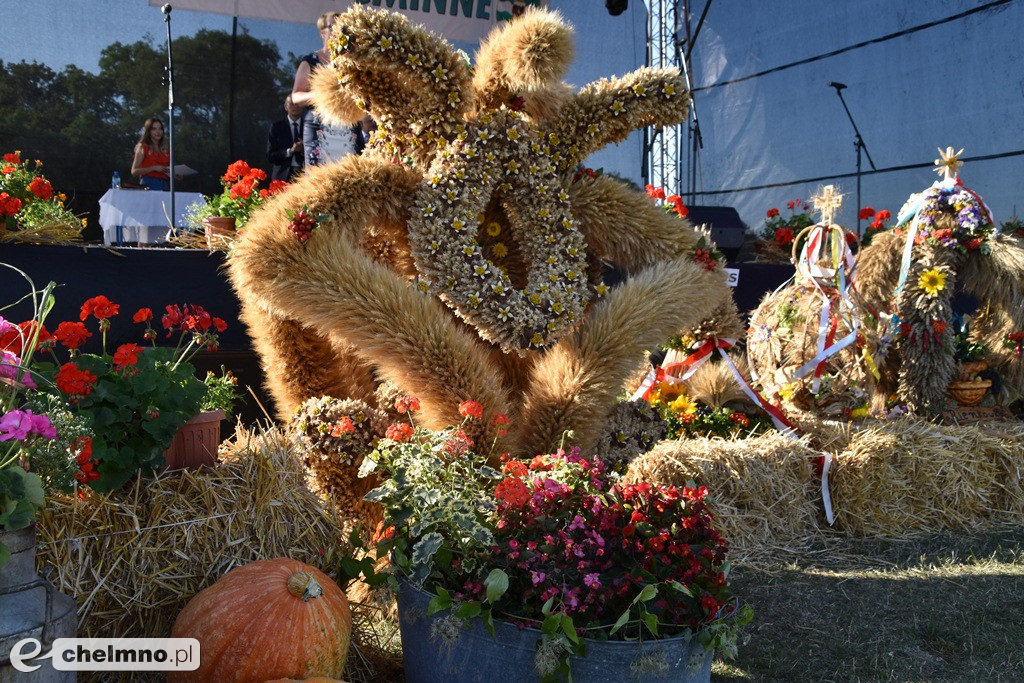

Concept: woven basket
[[947, 379, 992, 407]]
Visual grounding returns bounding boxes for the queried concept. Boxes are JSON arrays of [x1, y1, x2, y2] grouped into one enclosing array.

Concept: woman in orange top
[[130, 117, 171, 191]]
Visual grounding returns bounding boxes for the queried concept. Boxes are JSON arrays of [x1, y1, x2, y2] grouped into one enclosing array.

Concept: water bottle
[[112, 171, 121, 189]]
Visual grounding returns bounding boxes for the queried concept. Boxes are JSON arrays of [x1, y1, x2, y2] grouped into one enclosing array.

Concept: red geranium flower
[[502, 459, 529, 476], [458, 399, 484, 419], [1, 165, 14, 175], [112, 343, 143, 369], [0, 192, 22, 217], [133, 308, 153, 323], [53, 321, 92, 350], [645, 184, 666, 200], [222, 160, 252, 183], [0, 321, 50, 355], [330, 416, 356, 436], [774, 227, 795, 246], [28, 177, 53, 200], [385, 422, 415, 442], [766, 207, 780, 218], [494, 477, 531, 508], [55, 362, 97, 398], [3, 153, 20, 164], [875, 209, 891, 221], [80, 295, 119, 322], [162, 304, 183, 334], [858, 207, 875, 220]]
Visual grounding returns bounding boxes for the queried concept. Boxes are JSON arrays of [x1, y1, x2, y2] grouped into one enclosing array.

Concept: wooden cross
[[811, 184, 843, 226], [933, 146, 964, 181]]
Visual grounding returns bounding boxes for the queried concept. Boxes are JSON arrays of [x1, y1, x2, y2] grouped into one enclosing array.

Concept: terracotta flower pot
[[162, 409, 225, 470], [203, 216, 236, 250]]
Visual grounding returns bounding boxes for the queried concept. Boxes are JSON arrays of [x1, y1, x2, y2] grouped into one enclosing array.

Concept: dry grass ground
[[713, 527, 1024, 682]]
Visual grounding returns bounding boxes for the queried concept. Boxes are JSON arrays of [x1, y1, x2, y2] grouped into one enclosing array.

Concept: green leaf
[[339, 556, 362, 582], [609, 609, 631, 635], [560, 614, 579, 644], [427, 588, 452, 615], [483, 568, 509, 604], [454, 601, 482, 620], [634, 584, 658, 604], [667, 580, 693, 597], [482, 609, 496, 640], [0, 542, 10, 568], [643, 612, 659, 636], [541, 595, 556, 616], [540, 614, 561, 636]]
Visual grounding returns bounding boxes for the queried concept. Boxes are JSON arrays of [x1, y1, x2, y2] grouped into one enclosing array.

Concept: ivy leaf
[[484, 568, 509, 604], [540, 614, 561, 636]]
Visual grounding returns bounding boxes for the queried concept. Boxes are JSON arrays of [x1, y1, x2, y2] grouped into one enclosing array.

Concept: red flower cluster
[[3, 153, 20, 164], [112, 343, 143, 370], [28, 176, 53, 200], [80, 295, 119, 322], [395, 395, 421, 414], [53, 321, 92, 350], [385, 422, 415, 442], [0, 192, 22, 216], [458, 399, 484, 420], [774, 227, 795, 246], [645, 185, 688, 217], [0, 320, 50, 355], [159, 304, 226, 348], [73, 436, 100, 483], [55, 362, 97, 401]]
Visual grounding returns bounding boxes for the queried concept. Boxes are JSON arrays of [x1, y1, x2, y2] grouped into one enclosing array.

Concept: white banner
[[150, 0, 547, 44]]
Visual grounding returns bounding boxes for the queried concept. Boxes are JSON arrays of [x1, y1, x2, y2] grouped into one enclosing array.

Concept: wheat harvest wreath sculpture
[[228, 7, 741, 457]]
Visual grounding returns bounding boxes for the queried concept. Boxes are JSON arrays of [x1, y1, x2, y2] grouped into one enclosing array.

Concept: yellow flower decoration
[[669, 394, 698, 415], [918, 268, 947, 296], [655, 380, 685, 402], [486, 222, 501, 237]]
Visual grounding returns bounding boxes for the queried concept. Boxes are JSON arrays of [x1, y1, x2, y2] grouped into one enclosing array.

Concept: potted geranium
[[346, 399, 751, 683], [755, 199, 815, 262], [22, 294, 231, 490], [0, 150, 85, 243], [186, 160, 288, 250]]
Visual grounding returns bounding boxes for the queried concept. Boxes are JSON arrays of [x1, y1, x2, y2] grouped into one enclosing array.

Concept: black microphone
[[828, 81, 847, 91], [162, 4, 172, 14]]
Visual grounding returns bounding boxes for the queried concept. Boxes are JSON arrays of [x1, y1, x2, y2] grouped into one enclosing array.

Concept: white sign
[[724, 267, 740, 287], [150, 0, 547, 44], [10, 638, 201, 673]]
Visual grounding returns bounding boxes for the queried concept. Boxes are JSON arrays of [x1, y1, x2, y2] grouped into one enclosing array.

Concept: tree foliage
[[0, 28, 292, 235]]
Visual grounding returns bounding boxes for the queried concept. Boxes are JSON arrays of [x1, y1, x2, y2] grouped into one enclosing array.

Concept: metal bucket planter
[[397, 582, 712, 683], [0, 526, 77, 682]]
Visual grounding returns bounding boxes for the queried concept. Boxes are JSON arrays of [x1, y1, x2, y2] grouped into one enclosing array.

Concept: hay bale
[[830, 418, 1024, 536], [624, 432, 826, 563], [35, 426, 350, 678]]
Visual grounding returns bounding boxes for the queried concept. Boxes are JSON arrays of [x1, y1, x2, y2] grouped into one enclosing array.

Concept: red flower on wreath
[[458, 399, 484, 419]]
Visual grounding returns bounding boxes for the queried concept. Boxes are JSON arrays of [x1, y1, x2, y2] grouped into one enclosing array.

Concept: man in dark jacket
[[267, 95, 306, 182]]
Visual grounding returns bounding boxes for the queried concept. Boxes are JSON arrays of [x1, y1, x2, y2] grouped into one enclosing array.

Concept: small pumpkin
[[169, 558, 351, 683]]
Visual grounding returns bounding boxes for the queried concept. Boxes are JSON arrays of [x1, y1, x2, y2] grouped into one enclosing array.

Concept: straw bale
[[35, 425, 374, 682], [624, 432, 826, 563], [830, 418, 1024, 536]]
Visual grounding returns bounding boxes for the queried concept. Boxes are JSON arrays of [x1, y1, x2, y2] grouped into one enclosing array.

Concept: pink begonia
[[0, 315, 14, 336], [0, 410, 56, 442]]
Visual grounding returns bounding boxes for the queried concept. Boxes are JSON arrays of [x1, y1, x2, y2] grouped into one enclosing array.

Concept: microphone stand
[[830, 83, 876, 236], [679, 48, 702, 203], [163, 4, 176, 238]]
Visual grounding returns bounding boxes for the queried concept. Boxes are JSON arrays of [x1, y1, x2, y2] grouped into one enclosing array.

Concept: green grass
[[713, 528, 1024, 682]]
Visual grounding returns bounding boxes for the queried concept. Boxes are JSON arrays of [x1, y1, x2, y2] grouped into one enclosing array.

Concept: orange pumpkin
[[169, 558, 351, 683]]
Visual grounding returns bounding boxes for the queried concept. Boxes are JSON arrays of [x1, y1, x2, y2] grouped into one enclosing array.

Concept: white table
[[98, 189, 206, 245]]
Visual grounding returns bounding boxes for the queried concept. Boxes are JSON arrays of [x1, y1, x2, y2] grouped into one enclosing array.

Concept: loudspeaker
[[686, 205, 747, 261]]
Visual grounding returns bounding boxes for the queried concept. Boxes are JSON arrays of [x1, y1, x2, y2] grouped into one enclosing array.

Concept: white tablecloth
[[98, 189, 206, 245]]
